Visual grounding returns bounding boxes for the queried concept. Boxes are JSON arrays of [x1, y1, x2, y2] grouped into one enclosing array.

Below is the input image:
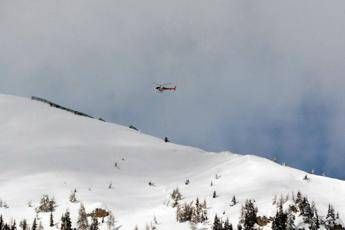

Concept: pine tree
[[295, 191, 302, 205], [213, 191, 217, 198], [38, 195, 55, 212], [303, 174, 310, 181], [231, 196, 237, 206], [0, 215, 4, 230], [241, 200, 257, 230], [50, 212, 54, 227], [170, 188, 183, 208], [277, 195, 285, 208], [191, 198, 202, 224], [298, 197, 308, 215], [272, 204, 287, 230], [310, 209, 320, 230], [213, 215, 222, 230], [201, 200, 208, 223], [286, 208, 295, 230], [38, 222, 44, 230], [69, 191, 78, 203], [299, 197, 313, 224], [106, 211, 115, 230], [325, 204, 336, 228], [90, 217, 99, 230], [19, 220, 27, 230], [291, 192, 296, 203], [202, 200, 207, 209], [176, 202, 194, 222], [11, 220, 16, 230], [224, 218, 233, 230], [272, 194, 277, 205], [32, 219, 37, 230], [61, 214, 66, 230], [77, 204, 89, 230], [49, 197, 57, 212], [61, 211, 72, 230]]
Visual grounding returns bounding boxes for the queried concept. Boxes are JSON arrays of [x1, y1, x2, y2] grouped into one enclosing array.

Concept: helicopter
[[154, 83, 176, 93]]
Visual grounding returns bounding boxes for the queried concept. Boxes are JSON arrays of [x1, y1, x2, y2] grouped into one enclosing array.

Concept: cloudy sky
[[1, 0, 345, 178]]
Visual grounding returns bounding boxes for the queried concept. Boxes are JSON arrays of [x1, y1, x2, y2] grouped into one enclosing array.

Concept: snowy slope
[[0, 94, 344, 230]]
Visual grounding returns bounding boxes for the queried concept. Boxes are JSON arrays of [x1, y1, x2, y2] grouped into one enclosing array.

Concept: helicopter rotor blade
[[153, 82, 175, 87]]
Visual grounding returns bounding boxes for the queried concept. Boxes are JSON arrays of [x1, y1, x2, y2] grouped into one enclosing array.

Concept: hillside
[[0, 94, 344, 230]]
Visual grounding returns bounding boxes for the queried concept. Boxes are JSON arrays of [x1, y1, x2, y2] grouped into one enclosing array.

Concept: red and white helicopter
[[154, 83, 176, 93]]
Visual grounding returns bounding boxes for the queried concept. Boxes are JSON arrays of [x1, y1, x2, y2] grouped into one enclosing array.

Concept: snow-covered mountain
[[0, 94, 344, 230]]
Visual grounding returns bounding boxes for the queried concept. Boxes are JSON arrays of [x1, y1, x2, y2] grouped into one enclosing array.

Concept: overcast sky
[[1, 0, 345, 178]]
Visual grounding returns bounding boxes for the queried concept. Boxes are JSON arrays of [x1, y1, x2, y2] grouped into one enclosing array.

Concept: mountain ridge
[[0, 94, 344, 229]]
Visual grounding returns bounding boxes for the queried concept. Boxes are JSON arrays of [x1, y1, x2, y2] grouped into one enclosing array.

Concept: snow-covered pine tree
[[10, 220, 16, 230], [170, 188, 183, 208], [224, 218, 233, 230], [191, 198, 202, 224], [190, 198, 208, 224], [272, 194, 277, 205], [325, 204, 336, 229], [49, 197, 57, 212], [4, 223, 10, 230], [213, 191, 217, 198], [231, 196, 237, 206], [31, 219, 37, 230], [310, 209, 320, 230], [202, 200, 207, 209], [176, 202, 194, 222], [240, 200, 258, 230], [90, 217, 99, 230], [295, 191, 302, 205], [272, 203, 287, 230], [50, 212, 54, 227], [286, 208, 296, 230], [0, 215, 4, 230], [300, 197, 313, 224], [61, 210, 72, 230], [212, 215, 222, 230], [37, 195, 57, 212], [303, 174, 310, 181], [19, 219, 27, 230], [69, 190, 78, 203], [201, 200, 208, 223], [77, 204, 89, 230], [291, 192, 296, 203], [106, 211, 116, 230], [38, 221, 44, 230], [38, 195, 50, 212], [277, 195, 285, 208], [298, 197, 308, 215]]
